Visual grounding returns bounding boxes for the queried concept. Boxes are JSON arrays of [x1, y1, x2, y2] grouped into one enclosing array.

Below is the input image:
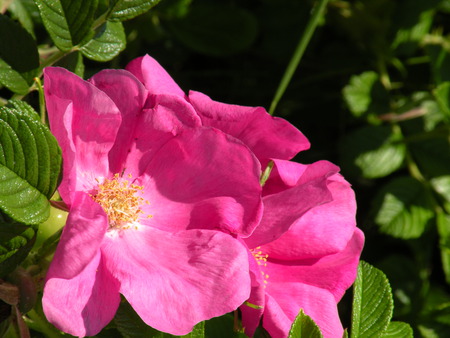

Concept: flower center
[[250, 246, 269, 287], [91, 173, 151, 230]]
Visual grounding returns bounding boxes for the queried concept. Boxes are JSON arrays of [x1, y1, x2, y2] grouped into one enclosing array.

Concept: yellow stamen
[[250, 246, 270, 287], [91, 173, 151, 230]]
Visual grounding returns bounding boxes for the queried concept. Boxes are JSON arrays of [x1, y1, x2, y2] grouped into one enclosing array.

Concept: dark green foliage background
[[1, 0, 450, 337]]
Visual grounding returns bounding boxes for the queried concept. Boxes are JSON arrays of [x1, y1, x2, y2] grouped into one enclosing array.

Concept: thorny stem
[[269, 0, 329, 115]]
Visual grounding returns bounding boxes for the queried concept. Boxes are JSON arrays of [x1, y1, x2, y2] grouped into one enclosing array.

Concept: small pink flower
[[126, 55, 310, 166], [240, 160, 364, 338], [42, 67, 264, 336]]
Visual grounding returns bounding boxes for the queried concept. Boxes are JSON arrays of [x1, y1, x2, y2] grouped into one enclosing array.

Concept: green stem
[[38, 50, 68, 77], [34, 77, 46, 125], [268, 0, 329, 115], [24, 310, 63, 338]]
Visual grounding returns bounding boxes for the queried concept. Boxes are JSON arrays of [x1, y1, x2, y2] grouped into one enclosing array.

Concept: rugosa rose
[[42, 66, 264, 336], [123, 54, 363, 336], [240, 160, 364, 338], [126, 55, 310, 166]]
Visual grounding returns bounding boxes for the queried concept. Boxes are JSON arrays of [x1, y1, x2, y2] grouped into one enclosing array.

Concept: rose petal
[[43, 252, 120, 337], [88, 69, 148, 174], [263, 284, 343, 338], [102, 227, 250, 335], [245, 162, 339, 248], [138, 127, 262, 237], [44, 67, 121, 203], [46, 191, 108, 279], [188, 91, 310, 163], [263, 173, 357, 260], [126, 54, 185, 97], [264, 228, 364, 301]]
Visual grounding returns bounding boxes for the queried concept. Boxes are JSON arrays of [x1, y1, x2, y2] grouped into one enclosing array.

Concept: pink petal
[[263, 172, 357, 260], [88, 69, 148, 174], [126, 54, 185, 97], [138, 127, 262, 237], [101, 227, 251, 335], [43, 252, 121, 337], [264, 228, 364, 301], [47, 191, 108, 279], [263, 284, 343, 338], [44, 67, 121, 204], [245, 161, 338, 248], [188, 91, 310, 163], [262, 160, 309, 196]]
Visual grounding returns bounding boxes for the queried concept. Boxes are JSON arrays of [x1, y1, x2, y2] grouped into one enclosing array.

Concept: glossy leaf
[[371, 177, 434, 238], [339, 125, 406, 179], [351, 261, 393, 338], [0, 59, 32, 95], [381, 321, 413, 337], [0, 223, 36, 278], [80, 21, 126, 61], [0, 102, 61, 224], [108, 0, 161, 21], [288, 309, 323, 338], [34, 0, 98, 51]]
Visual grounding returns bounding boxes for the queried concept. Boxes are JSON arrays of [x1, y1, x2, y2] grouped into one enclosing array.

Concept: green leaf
[[205, 314, 242, 338], [0, 59, 33, 95], [169, 2, 258, 57], [0, 222, 36, 277], [350, 261, 393, 338], [80, 21, 126, 61], [437, 212, 450, 284], [34, 0, 98, 51], [435, 82, 450, 118], [109, 0, 161, 21], [339, 125, 406, 179], [343, 71, 389, 117], [7, 0, 36, 37], [371, 176, 434, 239], [431, 176, 450, 213], [390, 0, 437, 56], [288, 309, 323, 338], [115, 299, 161, 337], [381, 321, 414, 337], [0, 102, 61, 224]]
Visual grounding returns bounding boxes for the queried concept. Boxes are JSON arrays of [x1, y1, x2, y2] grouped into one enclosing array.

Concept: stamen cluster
[[91, 173, 150, 229], [251, 246, 270, 286]]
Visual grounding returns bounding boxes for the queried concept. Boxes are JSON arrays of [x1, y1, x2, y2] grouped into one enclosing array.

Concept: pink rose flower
[[42, 66, 264, 336], [123, 55, 364, 337], [126, 55, 310, 167], [241, 160, 364, 338]]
